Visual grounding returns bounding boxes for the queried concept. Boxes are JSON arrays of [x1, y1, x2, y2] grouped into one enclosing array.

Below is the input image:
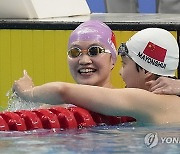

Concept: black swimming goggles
[[68, 45, 111, 58], [118, 43, 131, 59]]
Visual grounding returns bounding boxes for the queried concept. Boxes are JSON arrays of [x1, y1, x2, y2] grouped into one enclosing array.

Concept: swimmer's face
[[119, 56, 146, 89], [68, 40, 114, 87]]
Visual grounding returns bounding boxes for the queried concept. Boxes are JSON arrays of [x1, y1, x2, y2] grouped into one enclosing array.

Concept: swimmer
[[9, 20, 117, 110], [13, 27, 180, 125], [67, 20, 117, 88]]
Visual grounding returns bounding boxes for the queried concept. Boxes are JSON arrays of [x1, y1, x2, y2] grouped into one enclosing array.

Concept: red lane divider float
[[32, 109, 60, 129], [49, 106, 78, 129], [68, 107, 96, 128], [0, 115, 9, 131], [0, 106, 136, 131], [15, 110, 43, 130], [0, 112, 26, 131]]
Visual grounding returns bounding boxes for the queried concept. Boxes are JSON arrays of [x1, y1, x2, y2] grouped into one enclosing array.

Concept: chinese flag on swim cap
[[143, 42, 167, 62]]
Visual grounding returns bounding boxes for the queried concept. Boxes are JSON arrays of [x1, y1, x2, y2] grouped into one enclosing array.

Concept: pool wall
[[0, 13, 179, 108]]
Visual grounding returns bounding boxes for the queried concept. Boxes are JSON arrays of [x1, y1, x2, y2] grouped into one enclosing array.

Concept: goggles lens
[[68, 48, 81, 58], [68, 46, 110, 58]]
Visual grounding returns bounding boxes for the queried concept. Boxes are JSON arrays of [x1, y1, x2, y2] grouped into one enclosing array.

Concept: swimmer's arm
[[61, 85, 156, 118], [59, 84, 180, 124], [28, 82, 66, 104], [14, 78, 180, 124]]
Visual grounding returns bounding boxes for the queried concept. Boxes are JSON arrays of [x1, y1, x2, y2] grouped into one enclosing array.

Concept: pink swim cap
[[68, 20, 117, 64]]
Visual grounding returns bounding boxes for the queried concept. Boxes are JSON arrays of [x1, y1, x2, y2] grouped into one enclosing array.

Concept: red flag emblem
[[111, 32, 116, 48], [143, 42, 167, 62]]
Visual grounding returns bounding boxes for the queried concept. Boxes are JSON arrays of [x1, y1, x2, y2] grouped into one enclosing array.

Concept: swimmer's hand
[[146, 77, 180, 95], [13, 70, 34, 101], [13, 70, 65, 105]]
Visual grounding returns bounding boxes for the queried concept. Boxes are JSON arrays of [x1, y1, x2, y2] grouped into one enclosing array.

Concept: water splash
[[6, 89, 43, 111]]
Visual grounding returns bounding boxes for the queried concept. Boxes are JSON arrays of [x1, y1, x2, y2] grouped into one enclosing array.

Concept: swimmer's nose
[[79, 54, 92, 65]]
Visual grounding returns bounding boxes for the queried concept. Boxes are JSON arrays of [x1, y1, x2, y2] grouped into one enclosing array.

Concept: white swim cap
[[126, 28, 179, 77]]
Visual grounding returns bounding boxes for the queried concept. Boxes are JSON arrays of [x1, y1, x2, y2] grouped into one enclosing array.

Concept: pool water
[[2, 92, 180, 153], [0, 123, 180, 154]]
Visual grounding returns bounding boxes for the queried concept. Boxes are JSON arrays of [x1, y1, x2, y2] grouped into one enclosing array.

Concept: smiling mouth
[[78, 68, 96, 74]]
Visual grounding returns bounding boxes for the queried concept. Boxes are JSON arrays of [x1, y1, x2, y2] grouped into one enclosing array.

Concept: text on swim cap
[[137, 52, 166, 69]]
